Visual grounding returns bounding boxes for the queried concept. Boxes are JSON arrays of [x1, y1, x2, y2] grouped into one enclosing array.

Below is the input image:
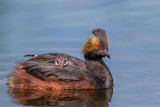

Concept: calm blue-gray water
[[0, 0, 160, 107]]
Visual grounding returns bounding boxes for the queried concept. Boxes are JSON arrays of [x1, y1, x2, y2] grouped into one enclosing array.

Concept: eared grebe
[[8, 28, 113, 90]]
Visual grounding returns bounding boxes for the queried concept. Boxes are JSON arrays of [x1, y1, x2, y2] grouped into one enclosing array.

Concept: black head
[[82, 28, 110, 59]]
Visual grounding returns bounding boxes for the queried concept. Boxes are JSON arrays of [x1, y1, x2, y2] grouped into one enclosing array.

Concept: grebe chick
[[8, 28, 113, 90]]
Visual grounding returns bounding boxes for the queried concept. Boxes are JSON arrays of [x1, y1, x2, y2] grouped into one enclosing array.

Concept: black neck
[[85, 57, 113, 88]]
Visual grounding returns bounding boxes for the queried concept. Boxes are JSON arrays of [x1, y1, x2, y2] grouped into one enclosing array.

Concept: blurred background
[[0, 0, 160, 106]]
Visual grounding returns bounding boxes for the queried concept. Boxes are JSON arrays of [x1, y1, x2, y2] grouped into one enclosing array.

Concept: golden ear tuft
[[82, 34, 100, 56]]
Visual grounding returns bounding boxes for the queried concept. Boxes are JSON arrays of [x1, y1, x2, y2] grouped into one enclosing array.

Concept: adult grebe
[[8, 28, 113, 90]]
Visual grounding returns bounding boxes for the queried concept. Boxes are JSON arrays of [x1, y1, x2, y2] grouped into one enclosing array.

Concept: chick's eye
[[96, 45, 99, 48]]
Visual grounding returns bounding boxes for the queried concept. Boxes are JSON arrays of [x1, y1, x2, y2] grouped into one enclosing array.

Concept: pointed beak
[[104, 49, 111, 59], [105, 53, 111, 59]]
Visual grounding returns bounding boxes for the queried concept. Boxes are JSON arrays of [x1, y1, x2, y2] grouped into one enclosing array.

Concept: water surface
[[0, 0, 160, 106]]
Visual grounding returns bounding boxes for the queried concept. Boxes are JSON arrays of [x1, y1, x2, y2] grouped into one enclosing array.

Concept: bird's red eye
[[96, 45, 99, 48]]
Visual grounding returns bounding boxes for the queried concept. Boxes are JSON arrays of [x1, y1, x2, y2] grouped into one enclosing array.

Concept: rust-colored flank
[[8, 64, 96, 90]]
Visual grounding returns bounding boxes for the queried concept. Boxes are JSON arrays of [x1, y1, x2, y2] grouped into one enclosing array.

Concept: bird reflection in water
[[8, 87, 113, 107]]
